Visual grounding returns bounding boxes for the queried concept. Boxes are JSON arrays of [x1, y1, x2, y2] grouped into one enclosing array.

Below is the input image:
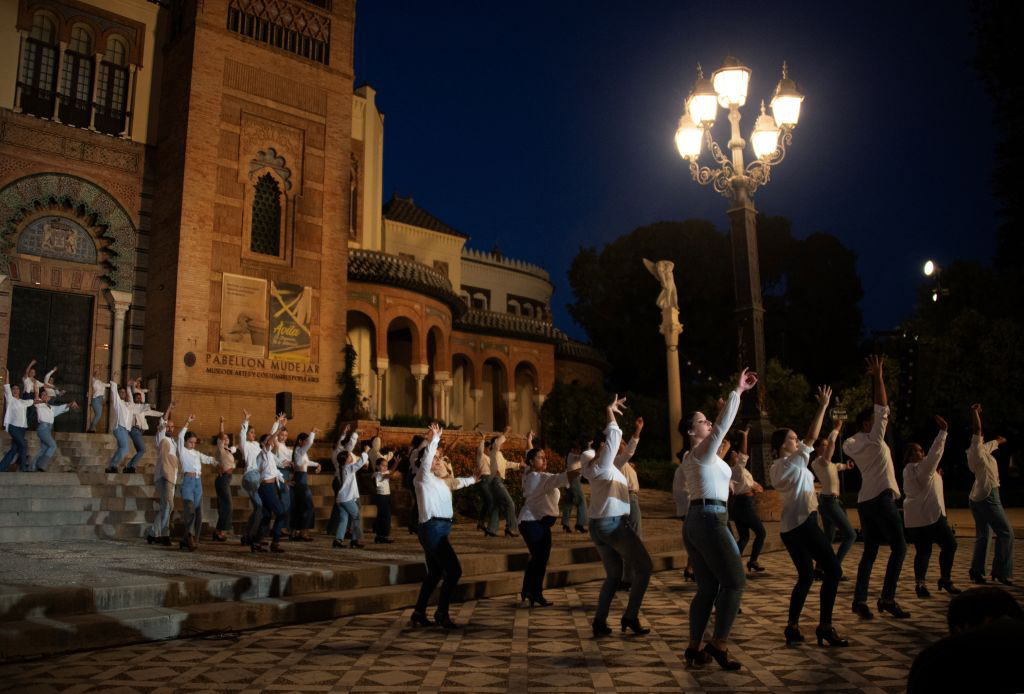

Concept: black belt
[[428, 517, 452, 522], [690, 498, 727, 507]]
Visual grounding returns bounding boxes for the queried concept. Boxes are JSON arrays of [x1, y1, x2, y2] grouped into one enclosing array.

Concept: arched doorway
[[482, 357, 508, 432], [384, 317, 418, 418], [345, 310, 377, 417], [513, 361, 539, 434]]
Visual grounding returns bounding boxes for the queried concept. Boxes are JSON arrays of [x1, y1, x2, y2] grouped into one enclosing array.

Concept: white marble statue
[[643, 258, 678, 311]]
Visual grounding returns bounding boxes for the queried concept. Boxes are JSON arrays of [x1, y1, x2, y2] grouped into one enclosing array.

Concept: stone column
[[374, 358, 389, 420], [471, 388, 483, 428], [410, 364, 429, 417], [503, 392, 516, 432], [442, 380, 454, 423], [105, 289, 132, 429], [660, 306, 684, 459], [434, 371, 451, 422]]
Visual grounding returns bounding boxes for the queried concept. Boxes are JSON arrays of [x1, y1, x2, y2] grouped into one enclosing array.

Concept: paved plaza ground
[[3, 538, 1023, 694]]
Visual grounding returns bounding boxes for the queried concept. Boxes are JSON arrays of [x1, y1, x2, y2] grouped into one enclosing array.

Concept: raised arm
[[219, 416, 226, 439], [23, 359, 36, 381], [416, 423, 443, 482], [179, 414, 194, 451], [592, 395, 626, 474], [297, 429, 318, 459], [738, 426, 749, 456], [239, 409, 250, 444], [918, 416, 949, 480], [868, 354, 888, 409], [492, 426, 511, 454], [823, 418, 841, 462], [803, 386, 832, 446], [971, 403, 982, 438]]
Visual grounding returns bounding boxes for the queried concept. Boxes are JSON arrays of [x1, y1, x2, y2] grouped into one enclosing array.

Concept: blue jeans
[[520, 517, 554, 599], [33, 422, 57, 471], [589, 514, 652, 623], [257, 482, 287, 543], [291, 471, 314, 530], [560, 476, 588, 528], [180, 476, 203, 538], [108, 426, 132, 470], [818, 495, 856, 566], [684, 502, 745, 643], [89, 396, 103, 431], [148, 479, 175, 538], [970, 489, 1014, 579], [0, 425, 29, 471], [476, 474, 493, 527], [127, 427, 145, 469], [335, 499, 363, 541], [487, 476, 517, 534], [731, 494, 765, 563], [242, 470, 263, 541], [414, 518, 461, 618], [277, 468, 292, 529], [855, 490, 907, 603]]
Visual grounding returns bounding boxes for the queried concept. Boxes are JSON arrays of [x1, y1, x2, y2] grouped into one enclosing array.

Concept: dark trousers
[[215, 473, 233, 532], [476, 475, 493, 526], [374, 493, 392, 537], [560, 476, 588, 529], [781, 512, 842, 625], [818, 495, 856, 565], [291, 471, 314, 530], [910, 515, 957, 582], [855, 490, 907, 603], [327, 476, 342, 535], [0, 425, 29, 471], [257, 483, 287, 543], [731, 494, 766, 562], [277, 469, 292, 530], [519, 517, 554, 598], [414, 519, 462, 618]]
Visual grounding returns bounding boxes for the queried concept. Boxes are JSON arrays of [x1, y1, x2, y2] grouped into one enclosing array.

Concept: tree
[[539, 381, 608, 456], [333, 344, 362, 435]]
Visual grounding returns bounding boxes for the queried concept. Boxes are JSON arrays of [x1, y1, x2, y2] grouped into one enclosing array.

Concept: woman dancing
[[810, 422, 856, 574], [681, 368, 757, 670], [411, 423, 480, 629], [903, 415, 960, 597], [583, 395, 652, 637], [728, 427, 767, 573], [291, 428, 321, 542], [967, 403, 1014, 585], [769, 386, 847, 648], [518, 440, 580, 606]]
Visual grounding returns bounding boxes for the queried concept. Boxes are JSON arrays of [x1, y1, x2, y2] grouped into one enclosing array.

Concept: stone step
[[0, 547, 689, 660], [0, 497, 103, 512], [0, 509, 150, 527]]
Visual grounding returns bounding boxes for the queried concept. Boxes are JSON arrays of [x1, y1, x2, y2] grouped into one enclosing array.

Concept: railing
[[15, 82, 132, 137]]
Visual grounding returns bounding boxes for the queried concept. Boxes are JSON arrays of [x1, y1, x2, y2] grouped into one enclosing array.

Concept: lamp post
[[923, 259, 949, 302], [674, 58, 804, 481]]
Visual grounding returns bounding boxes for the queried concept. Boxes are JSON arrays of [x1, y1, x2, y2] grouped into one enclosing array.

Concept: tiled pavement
[[3, 541, 1023, 694]]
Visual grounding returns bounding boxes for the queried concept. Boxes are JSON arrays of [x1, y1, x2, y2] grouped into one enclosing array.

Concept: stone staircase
[[0, 432, 393, 542]]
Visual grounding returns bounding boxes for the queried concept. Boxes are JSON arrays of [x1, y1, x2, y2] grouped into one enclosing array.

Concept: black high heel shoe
[[937, 578, 962, 594], [815, 625, 849, 648], [876, 598, 910, 618], [702, 642, 740, 671], [683, 567, 696, 582], [969, 569, 987, 584], [592, 620, 612, 638], [482, 529, 498, 538], [746, 560, 765, 573], [993, 575, 1014, 586], [620, 617, 650, 635], [561, 524, 572, 533], [436, 615, 460, 629], [784, 625, 804, 645], [146, 535, 156, 545], [915, 582, 931, 598], [409, 612, 433, 628], [521, 593, 553, 607], [684, 647, 712, 666], [504, 528, 519, 538]]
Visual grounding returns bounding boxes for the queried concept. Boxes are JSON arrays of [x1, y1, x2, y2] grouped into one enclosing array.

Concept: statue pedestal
[[660, 307, 683, 457]]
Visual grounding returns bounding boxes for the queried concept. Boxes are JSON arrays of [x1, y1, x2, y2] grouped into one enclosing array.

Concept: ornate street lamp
[[675, 58, 804, 480]]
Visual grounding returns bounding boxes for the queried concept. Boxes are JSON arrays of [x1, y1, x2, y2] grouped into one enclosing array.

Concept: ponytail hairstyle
[[259, 433, 272, 447], [525, 447, 543, 467], [296, 432, 310, 446], [677, 411, 700, 458]]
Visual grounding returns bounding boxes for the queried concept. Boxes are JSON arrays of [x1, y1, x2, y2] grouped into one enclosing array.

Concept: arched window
[[95, 35, 129, 135], [18, 13, 59, 118], [59, 23, 95, 127], [250, 173, 282, 256]]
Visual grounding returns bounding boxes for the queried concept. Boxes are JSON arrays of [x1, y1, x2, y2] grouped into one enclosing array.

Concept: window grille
[[226, 0, 331, 65], [250, 173, 282, 256], [95, 36, 129, 135], [59, 24, 94, 127], [18, 14, 59, 118]]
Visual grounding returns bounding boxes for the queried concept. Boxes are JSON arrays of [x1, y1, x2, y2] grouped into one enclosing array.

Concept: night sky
[[353, 1, 998, 342]]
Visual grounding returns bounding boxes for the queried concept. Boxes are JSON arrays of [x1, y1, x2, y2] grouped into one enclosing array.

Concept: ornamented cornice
[[347, 249, 466, 318]]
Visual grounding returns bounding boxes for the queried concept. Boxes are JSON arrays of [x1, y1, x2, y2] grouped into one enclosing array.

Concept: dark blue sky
[[353, 1, 998, 341]]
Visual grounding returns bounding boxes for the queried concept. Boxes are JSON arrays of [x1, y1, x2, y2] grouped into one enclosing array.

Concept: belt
[[184, 472, 199, 478], [261, 479, 279, 485], [819, 493, 839, 498], [428, 517, 453, 523], [690, 498, 727, 507]]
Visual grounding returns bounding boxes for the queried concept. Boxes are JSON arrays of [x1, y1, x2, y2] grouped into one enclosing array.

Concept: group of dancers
[[2, 356, 1015, 672]]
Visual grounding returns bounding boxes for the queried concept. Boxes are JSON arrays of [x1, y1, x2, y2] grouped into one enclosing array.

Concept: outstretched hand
[[608, 394, 627, 416], [866, 355, 884, 377], [634, 417, 644, 433], [429, 422, 443, 439], [737, 368, 758, 392], [935, 415, 948, 431], [816, 385, 833, 407]]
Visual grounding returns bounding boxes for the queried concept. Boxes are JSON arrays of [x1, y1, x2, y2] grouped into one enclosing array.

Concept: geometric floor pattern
[[2, 541, 1022, 693]]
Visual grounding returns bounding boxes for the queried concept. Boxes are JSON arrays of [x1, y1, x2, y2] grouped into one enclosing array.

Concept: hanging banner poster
[[219, 273, 268, 357], [269, 281, 312, 361]]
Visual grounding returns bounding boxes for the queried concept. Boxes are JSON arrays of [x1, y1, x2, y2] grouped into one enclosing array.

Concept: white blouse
[[581, 421, 630, 519], [292, 432, 319, 473], [336, 451, 367, 503], [518, 470, 569, 521], [769, 442, 818, 533], [90, 378, 108, 400], [903, 431, 948, 528], [967, 435, 1001, 503], [414, 432, 474, 522], [34, 403, 70, 425], [488, 434, 523, 479], [843, 405, 899, 502], [476, 440, 492, 477], [108, 382, 135, 430], [374, 470, 391, 495], [239, 420, 261, 474], [176, 426, 217, 475], [730, 453, 755, 494], [257, 446, 282, 482], [683, 390, 741, 504], [810, 431, 843, 495], [2, 385, 30, 430]]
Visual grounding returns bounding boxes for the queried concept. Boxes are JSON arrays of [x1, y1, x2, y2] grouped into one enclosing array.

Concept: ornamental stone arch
[[0, 173, 137, 289]]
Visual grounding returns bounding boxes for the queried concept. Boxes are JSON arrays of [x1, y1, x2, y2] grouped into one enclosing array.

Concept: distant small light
[[931, 290, 939, 302], [923, 260, 936, 276]]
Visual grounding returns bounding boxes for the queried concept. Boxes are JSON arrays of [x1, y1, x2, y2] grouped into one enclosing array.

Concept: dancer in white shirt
[[474, 428, 494, 532], [372, 449, 399, 543], [146, 403, 177, 546], [484, 426, 523, 538], [615, 418, 644, 588], [252, 429, 287, 553], [105, 381, 135, 474], [211, 417, 238, 542], [843, 356, 910, 620], [32, 389, 78, 471], [239, 411, 263, 546], [903, 416, 960, 597], [810, 421, 856, 572], [291, 428, 321, 542], [518, 441, 580, 606], [680, 368, 758, 670], [1, 372, 33, 472], [269, 416, 293, 535], [326, 425, 355, 536], [967, 403, 1014, 585], [560, 440, 590, 533], [728, 427, 767, 573], [769, 386, 847, 648], [87, 367, 107, 432], [672, 448, 695, 582], [333, 432, 367, 549], [583, 395, 653, 638], [177, 415, 218, 551], [125, 379, 161, 473], [410, 423, 480, 629]]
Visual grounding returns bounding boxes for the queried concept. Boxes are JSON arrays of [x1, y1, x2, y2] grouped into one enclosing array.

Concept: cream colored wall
[[351, 86, 383, 250], [460, 252, 552, 315], [346, 313, 376, 414], [1, 0, 163, 144], [383, 219, 466, 290]]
